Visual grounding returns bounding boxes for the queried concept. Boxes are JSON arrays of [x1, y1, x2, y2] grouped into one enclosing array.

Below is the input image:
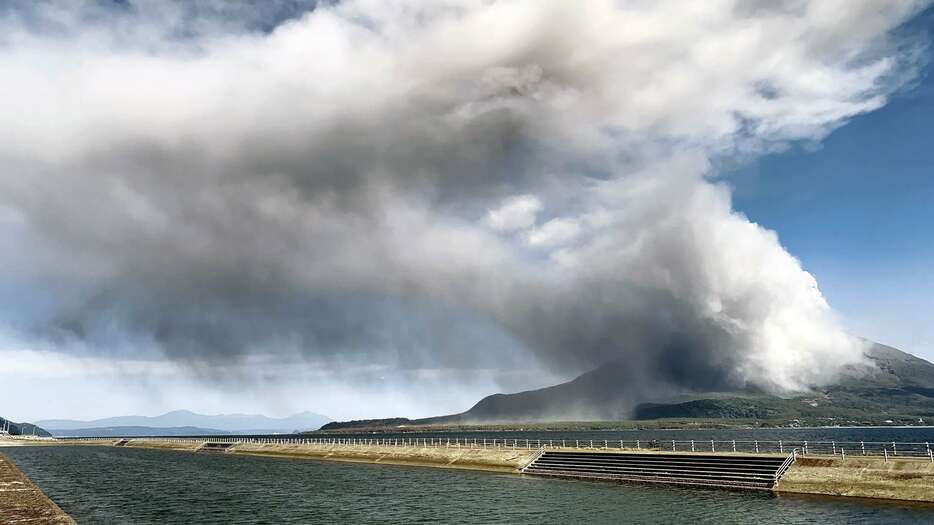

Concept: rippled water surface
[[6, 446, 934, 524]]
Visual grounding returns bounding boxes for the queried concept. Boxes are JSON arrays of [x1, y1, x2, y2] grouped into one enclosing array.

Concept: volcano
[[323, 343, 934, 429]]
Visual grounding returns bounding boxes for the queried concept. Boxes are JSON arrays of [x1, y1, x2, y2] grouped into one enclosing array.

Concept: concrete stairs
[[196, 442, 235, 454], [522, 451, 791, 490]]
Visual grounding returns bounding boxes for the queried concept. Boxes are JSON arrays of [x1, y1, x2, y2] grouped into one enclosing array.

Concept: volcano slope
[[323, 343, 934, 429]]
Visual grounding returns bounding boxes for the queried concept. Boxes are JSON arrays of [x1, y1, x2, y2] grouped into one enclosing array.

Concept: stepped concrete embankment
[[523, 450, 790, 490], [0, 453, 76, 524]]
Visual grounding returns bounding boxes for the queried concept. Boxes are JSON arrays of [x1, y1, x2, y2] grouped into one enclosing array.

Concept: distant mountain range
[[0, 417, 52, 437], [322, 343, 934, 430], [49, 426, 233, 438], [38, 410, 331, 436]]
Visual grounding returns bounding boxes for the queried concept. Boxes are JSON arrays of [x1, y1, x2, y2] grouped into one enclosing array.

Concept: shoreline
[[0, 452, 76, 524], [120, 439, 534, 473], [9, 438, 934, 506], [129, 439, 934, 504]]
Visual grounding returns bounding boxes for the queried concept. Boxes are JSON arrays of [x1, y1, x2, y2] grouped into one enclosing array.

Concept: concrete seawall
[[0, 453, 76, 524], [776, 456, 934, 503], [21, 438, 934, 504]]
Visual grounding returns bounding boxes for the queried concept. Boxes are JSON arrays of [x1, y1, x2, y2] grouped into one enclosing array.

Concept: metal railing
[[0, 434, 55, 441], [60, 436, 934, 460], [520, 445, 547, 472], [773, 449, 798, 483]]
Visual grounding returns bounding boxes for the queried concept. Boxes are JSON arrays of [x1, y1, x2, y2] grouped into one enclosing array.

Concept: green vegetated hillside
[[0, 417, 52, 437], [321, 343, 934, 430], [633, 343, 934, 425]]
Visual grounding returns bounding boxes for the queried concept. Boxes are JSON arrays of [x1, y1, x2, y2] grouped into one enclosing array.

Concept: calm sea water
[[6, 445, 934, 524]]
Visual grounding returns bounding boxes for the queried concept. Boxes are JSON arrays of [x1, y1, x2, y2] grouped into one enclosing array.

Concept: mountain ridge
[[38, 410, 331, 433], [321, 343, 934, 430], [0, 417, 52, 437], [47, 426, 233, 438]]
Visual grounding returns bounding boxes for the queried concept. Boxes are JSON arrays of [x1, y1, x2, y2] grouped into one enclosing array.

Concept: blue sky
[[728, 21, 934, 362]]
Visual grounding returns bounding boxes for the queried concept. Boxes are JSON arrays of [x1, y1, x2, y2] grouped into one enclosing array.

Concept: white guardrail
[[62, 436, 934, 461], [773, 449, 799, 482], [520, 445, 548, 472]]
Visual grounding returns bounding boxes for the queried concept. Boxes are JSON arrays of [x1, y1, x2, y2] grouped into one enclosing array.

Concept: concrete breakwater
[[28, 437, 934, 504], [777, 456, 934, 503], [0, 453, 76, 524]]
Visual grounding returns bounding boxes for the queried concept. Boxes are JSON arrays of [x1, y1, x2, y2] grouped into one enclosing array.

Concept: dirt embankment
[[0, 437, 57, 447], [14, 438, 536, 472], [0, 453, 76, 525], [68, 438, 535, 472], [230, 442, 533, 472], [777, 456, 934, 503], [122, 440, 202, 452]]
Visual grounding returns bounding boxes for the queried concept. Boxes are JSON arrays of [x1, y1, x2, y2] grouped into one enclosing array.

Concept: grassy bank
[[0, 453, 76, 524], [54, 438, 534, 473], [777, 456, 934, 503], [229, 442, 532, 472], [13, 438, 536, 472]]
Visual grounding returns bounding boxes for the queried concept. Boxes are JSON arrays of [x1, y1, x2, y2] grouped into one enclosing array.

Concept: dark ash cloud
[[0, 0, 929, 401]]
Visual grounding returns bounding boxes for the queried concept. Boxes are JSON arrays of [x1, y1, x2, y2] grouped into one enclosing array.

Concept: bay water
[[6, 444, 934, 524]]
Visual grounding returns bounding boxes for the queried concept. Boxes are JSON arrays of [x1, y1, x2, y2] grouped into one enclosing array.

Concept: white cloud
[[526, 217, 581, 247], [484, 195, 543, 232], [0, 0, 928, 417]]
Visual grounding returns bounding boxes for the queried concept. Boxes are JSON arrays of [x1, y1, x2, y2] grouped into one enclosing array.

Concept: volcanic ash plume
[[0, 0, 928, 395]]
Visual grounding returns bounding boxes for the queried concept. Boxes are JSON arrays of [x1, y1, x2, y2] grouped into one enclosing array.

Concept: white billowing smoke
[[0, 0, 927, 397]]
